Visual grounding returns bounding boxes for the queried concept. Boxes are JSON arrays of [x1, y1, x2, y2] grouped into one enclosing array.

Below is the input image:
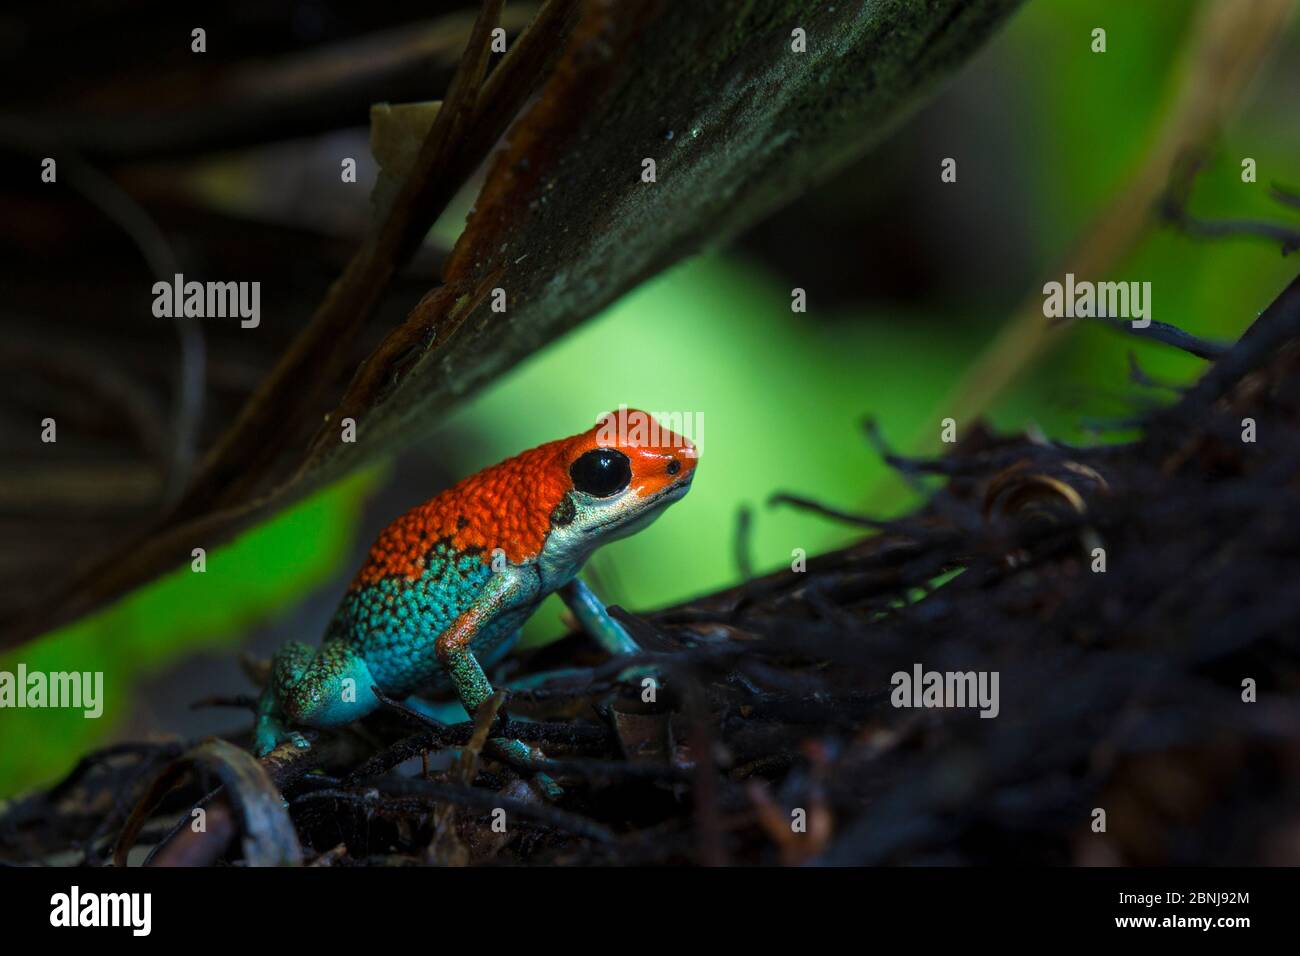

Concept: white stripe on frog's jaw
[[534, 471, 695, 590], [579, 472, 694, 538]]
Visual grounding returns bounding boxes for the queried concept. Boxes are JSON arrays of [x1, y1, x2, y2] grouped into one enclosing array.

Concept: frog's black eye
[[570, 448, 632, 498], [667, 459, 681, 476]]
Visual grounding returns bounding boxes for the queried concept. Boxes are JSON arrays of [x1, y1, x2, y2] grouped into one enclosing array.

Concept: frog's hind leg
[[253, 638, 378, 756]]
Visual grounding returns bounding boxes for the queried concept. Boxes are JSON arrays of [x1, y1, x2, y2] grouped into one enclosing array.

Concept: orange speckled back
[[352, 437, 575, 586]]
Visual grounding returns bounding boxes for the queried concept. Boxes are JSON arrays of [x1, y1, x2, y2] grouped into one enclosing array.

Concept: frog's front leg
[[254, 638, 378, 757], [552, 577, 663, 704], [436, 572, 563, 797], [559, 577, 639, 655]]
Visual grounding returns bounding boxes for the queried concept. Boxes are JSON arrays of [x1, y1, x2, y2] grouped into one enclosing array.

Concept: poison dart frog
[[253, 408, 697, 796]]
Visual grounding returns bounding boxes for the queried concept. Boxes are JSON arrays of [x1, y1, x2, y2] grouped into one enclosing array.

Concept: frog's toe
[[253, 716, 312, 758], [534, 773, 564, 800]]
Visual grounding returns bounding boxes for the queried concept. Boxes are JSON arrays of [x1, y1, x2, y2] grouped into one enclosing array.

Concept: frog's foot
[[253, 713, 312, 757], [613, 661, 665, 706], [532, 773, 564, 800], [616, 661, 658, 682], [490, 736, 564, 799]]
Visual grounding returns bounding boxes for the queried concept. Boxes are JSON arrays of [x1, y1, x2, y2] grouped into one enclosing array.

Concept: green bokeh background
[[4, 0, 1297, 796]]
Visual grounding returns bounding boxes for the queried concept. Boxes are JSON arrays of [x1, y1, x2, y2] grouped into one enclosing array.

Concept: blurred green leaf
[[0, 467, 380, 795]]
